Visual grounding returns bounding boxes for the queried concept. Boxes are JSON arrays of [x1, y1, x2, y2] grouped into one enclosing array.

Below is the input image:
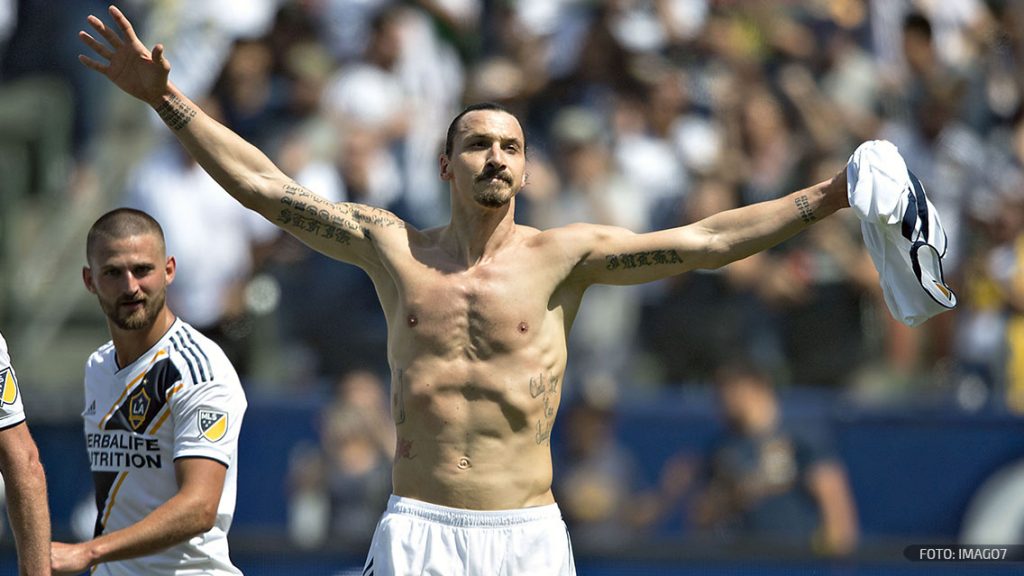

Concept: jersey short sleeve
[[170, 379, 246, 466], [0, 331, 26, 430]]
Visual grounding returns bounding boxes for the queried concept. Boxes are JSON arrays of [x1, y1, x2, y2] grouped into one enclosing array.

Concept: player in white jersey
[[0, 330, 52, 574], [51, 208, 246, 576]]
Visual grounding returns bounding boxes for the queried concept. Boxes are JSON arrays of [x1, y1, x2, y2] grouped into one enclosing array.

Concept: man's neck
[[110, 309, 177, 368], [442, 198, 518, 266]]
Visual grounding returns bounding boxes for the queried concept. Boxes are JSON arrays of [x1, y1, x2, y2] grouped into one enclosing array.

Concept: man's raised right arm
[[78, 6, 402, 266]]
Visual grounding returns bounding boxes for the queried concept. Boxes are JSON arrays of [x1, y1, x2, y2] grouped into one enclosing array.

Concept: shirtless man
[[79, 6, 849, 574]]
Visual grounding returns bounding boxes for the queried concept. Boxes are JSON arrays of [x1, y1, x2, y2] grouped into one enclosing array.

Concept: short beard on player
[[101, 290, 166, 331]]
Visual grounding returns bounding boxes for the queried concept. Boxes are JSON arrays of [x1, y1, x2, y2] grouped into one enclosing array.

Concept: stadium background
[[2, 0, 1024, 574]]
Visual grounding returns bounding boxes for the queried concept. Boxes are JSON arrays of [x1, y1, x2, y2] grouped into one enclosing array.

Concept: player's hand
[[827, 166, 850, 210], [51, 541, 94, 575], [78, 5, 170, 107]]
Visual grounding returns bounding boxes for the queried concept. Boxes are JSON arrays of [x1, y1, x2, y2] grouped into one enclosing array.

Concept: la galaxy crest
[[129, 388, 151, 430], [0, 367, 19, 406], [198, 408, 227, 442]]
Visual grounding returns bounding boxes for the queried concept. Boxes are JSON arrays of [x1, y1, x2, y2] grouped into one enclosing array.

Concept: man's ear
[[165, 256, 176, 286], [439, 154, 452, 181], [82, 267, 96, 294]]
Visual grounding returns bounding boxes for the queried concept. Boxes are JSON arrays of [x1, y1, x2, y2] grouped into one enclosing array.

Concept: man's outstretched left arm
[[565, 170, 849, 287]]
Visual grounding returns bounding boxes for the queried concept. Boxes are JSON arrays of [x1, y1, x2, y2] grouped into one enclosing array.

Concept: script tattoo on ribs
[[393, 369, 406, 425], [529, 372, 559, 445], [155, 95, 196, 131]]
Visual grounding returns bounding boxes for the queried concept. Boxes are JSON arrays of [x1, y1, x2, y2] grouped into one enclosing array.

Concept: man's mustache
[[476, 166, 513, 184]]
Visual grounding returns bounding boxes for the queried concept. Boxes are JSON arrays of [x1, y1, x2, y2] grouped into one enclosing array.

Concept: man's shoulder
[[523, 222, 593, 243], [85, 341, 117, 372], [163, 323, 242, 391], [522, 222, 611, 257]]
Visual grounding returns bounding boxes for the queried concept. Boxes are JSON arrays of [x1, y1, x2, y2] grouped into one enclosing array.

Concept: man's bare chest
[[389, 258, 556, 359]]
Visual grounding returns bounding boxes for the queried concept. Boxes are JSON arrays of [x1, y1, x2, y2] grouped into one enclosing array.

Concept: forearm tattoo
[[795, 194, 817, 224], [276, 182, 404, 244], [155, 94, 196, 131], [605, 249, 683, 271]]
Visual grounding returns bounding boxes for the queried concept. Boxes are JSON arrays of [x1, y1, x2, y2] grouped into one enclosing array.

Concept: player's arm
[[51, 458, 225, 575], [0, 422, 51, 576], [806, 461, 859, 556], [565, 171, 849, 287], [77, 6, 402, 267]]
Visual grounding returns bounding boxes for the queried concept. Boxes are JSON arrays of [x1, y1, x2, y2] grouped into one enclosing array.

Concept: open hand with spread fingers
[[78, 5, 170, 106]]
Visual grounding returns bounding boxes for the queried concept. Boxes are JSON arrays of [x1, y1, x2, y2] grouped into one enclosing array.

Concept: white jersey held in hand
[[83, 318, 246, 575], [846, 139, 957, 327]]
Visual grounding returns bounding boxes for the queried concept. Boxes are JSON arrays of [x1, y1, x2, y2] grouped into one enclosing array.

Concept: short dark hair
[[903, 12, 932, 40], [444, 102, 520, 158], [86, 208, 166, 263]]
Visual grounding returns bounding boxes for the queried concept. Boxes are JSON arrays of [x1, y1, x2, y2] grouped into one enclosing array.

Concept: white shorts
[[361, 495, 576, 576]]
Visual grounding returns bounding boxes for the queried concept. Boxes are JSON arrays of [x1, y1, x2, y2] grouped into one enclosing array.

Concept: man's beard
[[473, 169, 516, 208], [100, 290, 166, 331], [473, 186, 513, 208]]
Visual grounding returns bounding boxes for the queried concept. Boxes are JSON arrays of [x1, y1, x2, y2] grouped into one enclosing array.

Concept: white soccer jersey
[[0, 330, 26, 430], [83, 318, 246, 575]]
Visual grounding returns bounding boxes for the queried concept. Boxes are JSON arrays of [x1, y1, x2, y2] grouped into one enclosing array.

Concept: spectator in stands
[[553, 389, 661, 551], [693, 361, 858, 556], [640, 176, 776, 383], [287, 369, 393, 551], [761, 156, 880, 388], [211, 37, 291, 150], [956, 169, 1024, 413], [320, 4, 464, 228]]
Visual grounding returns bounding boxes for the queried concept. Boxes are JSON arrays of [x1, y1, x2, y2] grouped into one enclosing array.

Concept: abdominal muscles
[[390, 352, 564, 510]]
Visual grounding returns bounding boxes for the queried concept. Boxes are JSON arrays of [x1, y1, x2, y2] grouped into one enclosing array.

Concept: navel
[[518, 321, 529, 334], [407, 314, 418, 327], [457, 457, 472, 470]]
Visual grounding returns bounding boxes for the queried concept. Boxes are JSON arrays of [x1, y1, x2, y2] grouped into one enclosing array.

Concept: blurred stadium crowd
[[3, 0, 1024, 569]]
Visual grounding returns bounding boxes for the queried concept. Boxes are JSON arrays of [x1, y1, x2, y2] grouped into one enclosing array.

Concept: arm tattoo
[[795, 194, 817, 224], [155, 94, 196, 131], [605, 249, 683, 271], [276, 182, 404, 242], [343, 203, 406, 231]]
